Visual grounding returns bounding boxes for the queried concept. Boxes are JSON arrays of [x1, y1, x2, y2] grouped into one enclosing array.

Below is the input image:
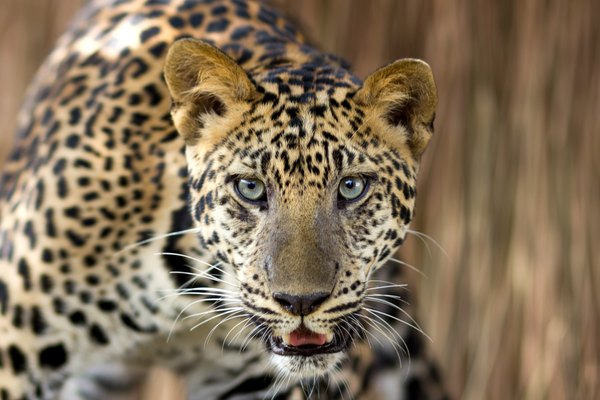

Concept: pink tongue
[[289, 328, 327, 347]]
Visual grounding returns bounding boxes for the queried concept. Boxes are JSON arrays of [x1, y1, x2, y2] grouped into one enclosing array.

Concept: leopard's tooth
[[325, 332, 334, 344], [281, 333, 291, 345]]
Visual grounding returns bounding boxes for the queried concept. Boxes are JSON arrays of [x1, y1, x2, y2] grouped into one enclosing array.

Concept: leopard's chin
[[270, 351, 347, 379]]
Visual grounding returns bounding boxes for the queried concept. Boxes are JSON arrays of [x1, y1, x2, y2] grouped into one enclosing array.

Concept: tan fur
[[355, 58, 437, 156], [164, 39, 258, 144]]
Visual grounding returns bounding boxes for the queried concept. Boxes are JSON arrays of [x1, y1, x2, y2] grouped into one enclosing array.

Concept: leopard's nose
[[272, 292, 330, 316]]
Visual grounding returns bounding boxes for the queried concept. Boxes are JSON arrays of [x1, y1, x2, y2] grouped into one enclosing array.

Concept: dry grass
[[1, 1, 598, 399]]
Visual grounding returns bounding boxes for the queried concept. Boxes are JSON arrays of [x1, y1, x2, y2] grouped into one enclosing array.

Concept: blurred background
[[1, 1, 598, 399]]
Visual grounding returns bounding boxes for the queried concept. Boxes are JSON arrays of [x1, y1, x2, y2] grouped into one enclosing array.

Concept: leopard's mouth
[[269, 325, 352, 356]]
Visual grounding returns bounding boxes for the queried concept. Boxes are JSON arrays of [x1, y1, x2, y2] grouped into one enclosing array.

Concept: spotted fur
[[0, 0, 447, 399]]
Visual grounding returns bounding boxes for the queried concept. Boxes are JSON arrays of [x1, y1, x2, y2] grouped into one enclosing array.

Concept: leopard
[[0, 0, 448, 399]]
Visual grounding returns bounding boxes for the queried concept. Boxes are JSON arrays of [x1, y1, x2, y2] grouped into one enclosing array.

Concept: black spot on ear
[[386, 98, 417, 134], [198, 94, 226, 118]]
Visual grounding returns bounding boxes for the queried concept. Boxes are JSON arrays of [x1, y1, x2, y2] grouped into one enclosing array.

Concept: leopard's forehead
[[253, 55, 363, 101], [212, 68, 385, 196]]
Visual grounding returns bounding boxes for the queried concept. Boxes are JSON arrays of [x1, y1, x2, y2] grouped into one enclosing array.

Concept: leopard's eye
[[338, 176, 367, 202], [236, 178, 266, 203]]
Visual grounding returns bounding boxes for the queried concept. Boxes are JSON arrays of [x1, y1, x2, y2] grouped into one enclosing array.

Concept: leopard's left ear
[[164, 38, 258, 144], [355, 59, 437, 157]]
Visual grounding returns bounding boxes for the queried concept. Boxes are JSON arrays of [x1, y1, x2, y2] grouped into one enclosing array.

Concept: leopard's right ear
[[164, 39, 258, 144]]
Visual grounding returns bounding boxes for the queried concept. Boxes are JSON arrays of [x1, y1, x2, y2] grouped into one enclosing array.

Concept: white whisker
[[365, 307, 431, 342], [365, 293, 409, 306], [166, 293, 241, 341], [406, 228, 449, 259], [168, 270, 237, 288], [358, 312, 404, 367], [204, 312, 248, 347], [155, 251, 236, 280], [183, 306, 244, 322], [365, 283, 408, 292], [221, 317, 253, 351], [388, 257, 428, 278], [189, 308, 245, 332], [115, 227, 202, 255]]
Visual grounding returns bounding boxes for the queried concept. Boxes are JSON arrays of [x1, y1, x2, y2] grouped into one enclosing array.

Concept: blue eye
[[338, 176, 367, 201], [236, 178, 266, 202]]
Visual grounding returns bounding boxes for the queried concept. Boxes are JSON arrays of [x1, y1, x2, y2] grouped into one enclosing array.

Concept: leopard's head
[[164, 39, 437, 378]]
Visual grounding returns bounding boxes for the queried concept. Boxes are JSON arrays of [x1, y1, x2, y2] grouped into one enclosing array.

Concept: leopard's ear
[[355, 59, 437, 157], [164, 39, 258, 144]]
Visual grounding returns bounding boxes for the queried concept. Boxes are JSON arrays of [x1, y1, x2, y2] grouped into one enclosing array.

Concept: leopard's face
[[164, 39, 436, 378]]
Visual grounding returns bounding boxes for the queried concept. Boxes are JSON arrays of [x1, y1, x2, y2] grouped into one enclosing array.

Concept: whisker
[[365, 293, 409, 306], [365, 307, 431, 342], [365, 280, 408, 292], [406, 228, 449, 259], [369, 314, 411, 378], [161, 295, 239, 305], [357, 312, 404, 367], [115, 227, 202, 255], [354, 315, 388, 348], [221, 317, 253, 351], [171, 287, 238, 294], [168, 270, 238, 288], [330, 366, 353, 400], [155, 252, 236, 280], [189, 308, 246, 332], [166, 294, 241, 341], [234, 320, 263, 350], [204, 312, 248, 347], [348, 314, 373, 349], [365, 295, 427, 338], [229, 319, 262, 347], [367, 279, 407, 287], [388, 257, 428, 278], [362, 306, 406, 346], [241, 324, 269, 351], [337, 321, 361, 353], [158, 289, 238, 302], [158, 252, 233, 280], [269, 366, 293, 400], [183, 306, 244, 322]]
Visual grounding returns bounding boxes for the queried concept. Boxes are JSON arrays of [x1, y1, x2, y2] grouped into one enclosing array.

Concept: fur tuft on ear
[[355, 59, 437, 156], [164, 39, 258, 144]]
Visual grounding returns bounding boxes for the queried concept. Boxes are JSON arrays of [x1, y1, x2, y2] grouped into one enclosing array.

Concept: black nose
[[273, 292, 330, 316]]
